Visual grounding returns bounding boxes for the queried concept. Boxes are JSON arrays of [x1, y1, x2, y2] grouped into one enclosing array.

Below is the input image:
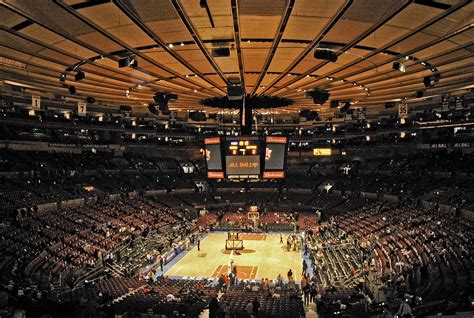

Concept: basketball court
[[165, 232, 302, 281]]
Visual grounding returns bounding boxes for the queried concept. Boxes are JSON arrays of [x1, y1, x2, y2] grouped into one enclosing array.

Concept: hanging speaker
[[148, 104, 158, 114], [310, 89, 330, 105], [228, 85, 243, 100], [212, 48, 230, 57], [314, 50, 337, 62]]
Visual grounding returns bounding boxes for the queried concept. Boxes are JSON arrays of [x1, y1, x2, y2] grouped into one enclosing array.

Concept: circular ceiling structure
[[200, 94, 294, 109], [0, 0, 473, 115]]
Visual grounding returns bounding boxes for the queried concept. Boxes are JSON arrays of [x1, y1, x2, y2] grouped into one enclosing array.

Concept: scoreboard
[[224, 139, 261, 179], [203, 136, 288, 180]]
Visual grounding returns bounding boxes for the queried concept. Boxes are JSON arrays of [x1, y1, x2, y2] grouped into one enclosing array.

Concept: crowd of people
[[0, 146, 472, 316]]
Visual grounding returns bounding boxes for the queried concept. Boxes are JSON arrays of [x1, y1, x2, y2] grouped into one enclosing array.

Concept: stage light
[[393, 61, 406, 72], [118, 57, 138, 68], [74, 71, 85, 81]]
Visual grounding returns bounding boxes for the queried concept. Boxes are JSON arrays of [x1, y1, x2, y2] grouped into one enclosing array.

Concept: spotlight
[[75, 71, 85, 81], [118, 56, 138, 68], [423, 76, 433, 88], [393, 61, 406, 72], [423, 74, 440, 88]]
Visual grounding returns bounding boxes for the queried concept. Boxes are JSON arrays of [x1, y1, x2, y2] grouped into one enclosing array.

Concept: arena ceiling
[[0, 0, 473, 114]]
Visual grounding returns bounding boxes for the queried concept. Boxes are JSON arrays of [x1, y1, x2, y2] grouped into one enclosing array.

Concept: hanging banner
[[78, 101, 87, 116], [32, 95, 41, 109], [398, 103, 408, 118], [454, 96, 464, 110], [441, 95, 449, 111]]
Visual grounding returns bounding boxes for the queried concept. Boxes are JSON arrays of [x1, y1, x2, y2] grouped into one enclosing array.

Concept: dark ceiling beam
[[259, 0, 353, 96], [170, 0, 230, 86], [250, 0, 295, 95], [354, 80, 474, 100], [52, 0, 218, 96], [201, 0, 216, 28], [368, 71, 474, 93], [351, 42, 474, 86], [0, 70, 205, 108], [284, 23, 474, 97], [324, 64, 473, 96], [0, 26, 196, 95], [0, 2, 120, 63], [268, 0, 413, 96], [112, 0, 226, 95], [0, 64, 140, 94], [281, 0, 472, 95], [3, 25, 212, 95], [282, 53, 474, 101], [288, 80, 474, 108], [414, 0, 452, 10], [284, 40, 474, 96], [230, 0, 246, 91], [10, 0, 111, 31], [0, 72, 145, 103], [0, 1, 206, 98], [0, 42, 211, 99]]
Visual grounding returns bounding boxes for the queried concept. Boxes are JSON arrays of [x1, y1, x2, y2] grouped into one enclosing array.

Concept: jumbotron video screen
[[224, 139, 261, 179], [203, 136, 288, 180]]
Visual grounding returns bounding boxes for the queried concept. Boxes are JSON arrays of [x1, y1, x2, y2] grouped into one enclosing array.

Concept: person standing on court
[[159, 256, 164, 272], [287, 268, 293, 280], [197, 238, 201, 251], [280, 233, 283, 244]]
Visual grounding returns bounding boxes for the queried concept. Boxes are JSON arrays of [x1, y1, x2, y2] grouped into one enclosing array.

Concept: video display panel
[[226, 155, 260, 176], [263, 136, 288, 179], [204, 137, 224, 178], [224, 138, 260, 178]]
